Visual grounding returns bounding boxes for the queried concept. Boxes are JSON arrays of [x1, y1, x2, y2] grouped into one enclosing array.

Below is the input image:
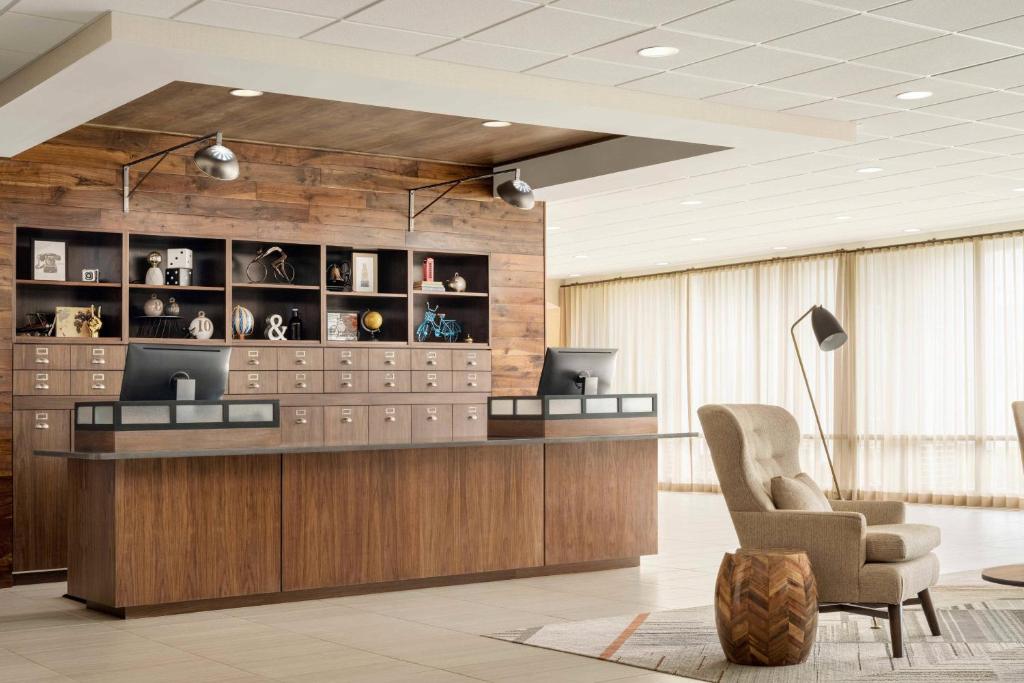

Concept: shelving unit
[[13, 227, 490, 348]]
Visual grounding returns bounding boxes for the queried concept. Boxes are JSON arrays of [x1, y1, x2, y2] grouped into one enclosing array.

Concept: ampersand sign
[[265, 314, 286, 341]]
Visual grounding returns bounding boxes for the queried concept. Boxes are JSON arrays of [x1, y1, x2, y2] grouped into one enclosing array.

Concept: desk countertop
[[38, 432, 698, 461]]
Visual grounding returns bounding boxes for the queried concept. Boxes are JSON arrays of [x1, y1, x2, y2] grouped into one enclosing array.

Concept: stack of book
[[414, 280, 447, 293]]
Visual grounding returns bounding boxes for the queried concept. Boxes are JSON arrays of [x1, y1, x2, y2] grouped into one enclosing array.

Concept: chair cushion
[[865, 524, 940, 563], [770, 473, 830, 512]]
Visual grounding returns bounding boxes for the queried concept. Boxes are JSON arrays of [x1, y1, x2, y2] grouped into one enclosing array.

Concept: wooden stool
[[715, 548, 818, 666]]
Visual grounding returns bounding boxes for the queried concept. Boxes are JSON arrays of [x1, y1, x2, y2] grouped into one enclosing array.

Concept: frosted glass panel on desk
[[121, 405, 171, 425], [585, 397, 618, 414], [77, 406, 93, 425], [228, 403, 274, 423], [490, 399, 514, 416], [516, 399, 543, 416], [549, 398, 582, 415], [621, 396, 654, 413], [177, 404, 224, 424]]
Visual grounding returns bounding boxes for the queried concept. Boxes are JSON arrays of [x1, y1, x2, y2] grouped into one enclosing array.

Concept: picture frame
[[327, 310, 360, 342], [352, 252, 378, 293], [33, 239, 66, 281], [55, 305, 101, 338]]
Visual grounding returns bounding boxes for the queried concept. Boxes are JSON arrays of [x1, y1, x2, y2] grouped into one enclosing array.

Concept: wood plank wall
[[0, 125, 546, 587]]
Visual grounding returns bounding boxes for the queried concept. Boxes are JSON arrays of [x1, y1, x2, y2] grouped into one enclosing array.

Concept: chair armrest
[[830, 500, 905, 525], [731, 510, 866, 603]]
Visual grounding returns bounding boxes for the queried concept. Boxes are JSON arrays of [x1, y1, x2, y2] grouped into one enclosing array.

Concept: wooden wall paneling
[[0, 219, 12, 587]]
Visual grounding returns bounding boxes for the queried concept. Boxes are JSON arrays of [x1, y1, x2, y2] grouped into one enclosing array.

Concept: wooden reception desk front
[[40, 399, 692, 618]]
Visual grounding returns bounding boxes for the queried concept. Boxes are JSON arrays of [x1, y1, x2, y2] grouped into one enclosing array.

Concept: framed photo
[[55, 306, 100, 338], [327, 310, 360, 342], [352, 252, 378, 293], [33, 239, 66, 281]]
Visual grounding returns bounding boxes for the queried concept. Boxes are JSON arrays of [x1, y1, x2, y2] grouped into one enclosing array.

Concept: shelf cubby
[[411, 251, 489, 295], [128, 288, 226, 341], [16, 227, 122, 284], [232, 240, 321, 288], [325, 246, 407, 295], [231, 286, 321, 342], [16, 282, 123, 340], [412, 295, 488, 345], [326, 294, 407, 343], [128, 235, 226, 287]]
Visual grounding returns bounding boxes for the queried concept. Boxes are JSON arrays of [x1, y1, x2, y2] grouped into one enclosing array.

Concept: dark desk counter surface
[[37, 432, 698, 461]]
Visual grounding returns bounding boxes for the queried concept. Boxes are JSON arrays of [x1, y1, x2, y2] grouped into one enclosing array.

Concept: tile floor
[[1, 492, 1022, 682]]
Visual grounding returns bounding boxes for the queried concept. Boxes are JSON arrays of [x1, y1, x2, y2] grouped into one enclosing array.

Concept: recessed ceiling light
[[655, 261, 669, 266], [482, 120, 511, 128], [547, 225, 561, 230], [690, 236, 707, 242], [638, 46, 679, 58], [835, 215, 853, 220], [904, 228, 921, 233], [568, 273, 582, 277], [857, 166, 884, 174], [772, 246, 788, 251], [229, 88, 263, 97], [574, 254, 588, 259], [896, 90, 933, 101], [679, 199, 703, 206]]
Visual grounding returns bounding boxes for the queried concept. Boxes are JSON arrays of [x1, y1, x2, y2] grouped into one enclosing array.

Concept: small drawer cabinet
[[70, 370, 122, 396], [369, 405, 412, 444], [281, 406, 324, 446]]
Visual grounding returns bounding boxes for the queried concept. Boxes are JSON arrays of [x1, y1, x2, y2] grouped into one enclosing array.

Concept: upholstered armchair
[[697, 404, 942, 658]]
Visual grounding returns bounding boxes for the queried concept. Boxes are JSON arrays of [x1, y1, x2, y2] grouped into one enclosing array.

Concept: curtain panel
[[560, 232, 1024, 508]]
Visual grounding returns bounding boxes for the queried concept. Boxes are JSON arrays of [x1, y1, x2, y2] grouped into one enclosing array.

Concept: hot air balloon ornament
[[232, 305, 255, 340]]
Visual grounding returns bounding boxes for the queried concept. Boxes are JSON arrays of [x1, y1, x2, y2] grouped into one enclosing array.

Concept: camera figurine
[[81, 268, 100, 283]]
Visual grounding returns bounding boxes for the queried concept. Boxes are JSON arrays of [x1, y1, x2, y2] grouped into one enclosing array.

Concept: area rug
[[488, 582, 1024, 681]]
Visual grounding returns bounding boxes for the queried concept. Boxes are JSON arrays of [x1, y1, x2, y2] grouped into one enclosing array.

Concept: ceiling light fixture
[[229, 88, 263, 97], [896, 90, 932, 101], [857, 167, 883, 174], [122, 131, 239, 212], [482, 120, 512, 128], [679, 199, 703, 206], [547, 225, 561, 231], [638, 46, 679, 58], [407, 167, 533, 231], [655, 261, 669, 266], [773, 246, 789, 251], [568, 273, 582, 277], [904, 228, 921, 233]]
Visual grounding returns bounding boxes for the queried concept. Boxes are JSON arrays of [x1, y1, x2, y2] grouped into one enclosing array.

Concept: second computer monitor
[[536, 347, 617, 395], [120, 344, 231, 402]]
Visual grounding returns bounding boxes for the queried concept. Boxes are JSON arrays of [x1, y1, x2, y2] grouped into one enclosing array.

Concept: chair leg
[[888, 603, 904, 658], [918, 588, 941, 636]]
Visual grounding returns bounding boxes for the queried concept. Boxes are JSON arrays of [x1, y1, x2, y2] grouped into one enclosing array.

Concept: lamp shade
[[193, 143, 239, 180], [496, 177, 535, 209], [811, 305, 847, 352]]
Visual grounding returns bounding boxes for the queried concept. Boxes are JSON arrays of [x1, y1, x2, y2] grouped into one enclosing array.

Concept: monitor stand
[[172, 373, 196, 401]]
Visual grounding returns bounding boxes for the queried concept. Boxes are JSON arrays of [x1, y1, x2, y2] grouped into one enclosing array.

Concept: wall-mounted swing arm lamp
[[122, 131, 239, 212], [791, 304, 848, 500], [407, 167, 534, 231]]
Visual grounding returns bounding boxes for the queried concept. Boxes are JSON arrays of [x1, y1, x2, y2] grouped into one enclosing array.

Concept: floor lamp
[[791, 305, 848, 500]]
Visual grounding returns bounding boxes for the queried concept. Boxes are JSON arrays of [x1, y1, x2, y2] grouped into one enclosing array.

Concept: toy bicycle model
[[415, 303, 462, 343], [246, 245, 295, 284]]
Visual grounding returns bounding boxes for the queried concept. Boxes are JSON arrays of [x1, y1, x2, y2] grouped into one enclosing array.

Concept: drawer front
[[411, 370, 453, 393], [15, 370, 70, 396], [230, 347, 278, 370], [70, 370, 122, 396], [452, 349, 491, 371], [324, 348, 368, 370], [453, 404, 488, 440], [367, 348, 409, 370], [71, 344, 126, 370], [324, 406, 369, 446], [324, 370, 369, 393], [228, 370, 279, 395], [278, 371, 324, 394], [367, 370, 411, 393], [368, 405, 411, 444], [15, 345, 70, 370], [411, 349, 452, 370], [454, 371, 491, 393], [281, 406, 324, 446], [411, 404, 453, 442], [277, 347, 324, 371]]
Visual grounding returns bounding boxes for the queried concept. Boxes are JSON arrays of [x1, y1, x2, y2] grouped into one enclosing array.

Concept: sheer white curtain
[[560, 232, 1024, 507]]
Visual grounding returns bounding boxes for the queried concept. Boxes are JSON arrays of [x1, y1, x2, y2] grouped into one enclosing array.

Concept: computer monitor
[[120, 344, 231, 401], [536, 347, 617, 395]]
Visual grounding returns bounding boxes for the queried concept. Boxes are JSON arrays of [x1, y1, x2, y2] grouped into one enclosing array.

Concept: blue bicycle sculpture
[[416, 303, 462, 343]]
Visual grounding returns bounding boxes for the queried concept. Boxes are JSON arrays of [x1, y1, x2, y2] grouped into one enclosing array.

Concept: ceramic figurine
[[145, 251, 164, 285], [188, 311, 215, 340], [165, 297, 180, 316], [143, 293, 164, 316], [445, 272, 467, 292]]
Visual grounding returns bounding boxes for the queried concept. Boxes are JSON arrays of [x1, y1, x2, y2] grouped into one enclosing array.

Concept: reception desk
[[40, 400, 692, 618]]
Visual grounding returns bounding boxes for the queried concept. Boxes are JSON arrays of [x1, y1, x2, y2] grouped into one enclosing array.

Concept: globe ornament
[[361, 309, 383, 341]]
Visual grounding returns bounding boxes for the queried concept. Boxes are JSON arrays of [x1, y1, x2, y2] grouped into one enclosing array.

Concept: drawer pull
[[91, 358, 106, 365], [427, 415, 438, 421], [341, 417, 353, 423], [34, 383, 49, 390], [385, 416, 396, 422], [468, 415, 479, 421], [295, 359, 307, 365], [385, 359, 396, 365], [295, 418, 308, 425], [341, 381, 353, 388], [426, 359, 437, 366], [91, 383, 106, 390], [296, 382, 308, 389], [467, 361, 478, 367], [248, 382, 261, 389], [341, 359, 352, 365], [248, 359, 260, 366], [427, 381, 438, 387], [384, 381, 396, 387], [467, 382, 478, 387], [35, 422, 50, 430], [34, 357, 50, 364]]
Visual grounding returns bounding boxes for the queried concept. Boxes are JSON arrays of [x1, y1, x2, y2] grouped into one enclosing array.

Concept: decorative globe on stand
[[360, 309, 383, 341]]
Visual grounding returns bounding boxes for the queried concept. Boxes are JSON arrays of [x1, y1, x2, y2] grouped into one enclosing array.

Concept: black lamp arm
[[407, 168, 521, 232], [122, 131, 221, 212]]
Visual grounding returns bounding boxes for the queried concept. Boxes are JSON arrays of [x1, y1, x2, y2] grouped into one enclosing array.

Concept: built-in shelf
[[412, 290, 488, 298], [16, 279, 121, 288], [326, 291, 408, 298], [128, 284, 226, 292], [232, 282, 321, 291], [128, 337, 227, 345], [15, 335, 125, 344]]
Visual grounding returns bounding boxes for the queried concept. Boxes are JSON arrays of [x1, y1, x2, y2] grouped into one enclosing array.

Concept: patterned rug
[[488, 581, 1024, 681]]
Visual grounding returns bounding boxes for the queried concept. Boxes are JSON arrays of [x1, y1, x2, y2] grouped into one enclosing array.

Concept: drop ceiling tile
[[551, 0, 722, 25], [943, 155, 1024, 176], [527, 56, 660, 85], [422, 40, 556, 71], [579, 28, 742, 69], [663, 0, 851, 44], [984, 111, 1024, 130], [902, 122, 1015, 146], [767, 62, 913, 97], [962, 135, 1024, 155], [818, 0, 904, 11], [347, 0, 535, 37], [0, 11, 79, 53], [843, 77, 991, 109], [752, 154, 852, 174], [470, 7, 640, 53], [231, 0, 375, 17], [768, 14, 940, 60], [9, 0, 196, 22], [917, 91, 1024, 120], [784, 98, 896, 121], [856, 110, 958, 136], [176, 0, 334, 37], [0, 47, 34, 80], [939, 55, 1024, 90], [964, 16, 1024, 49], [888, 147, 994, 168], [706, 85, 827, 110], [307, 21, 450, 54], [677, 46, 837, 85], [872, 0, 1024, 32], [621, 72, 742, 98], [857, 35, 1019, 77]]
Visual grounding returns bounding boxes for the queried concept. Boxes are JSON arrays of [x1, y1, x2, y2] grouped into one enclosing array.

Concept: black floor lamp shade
[[811, 305, 848, 352]]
